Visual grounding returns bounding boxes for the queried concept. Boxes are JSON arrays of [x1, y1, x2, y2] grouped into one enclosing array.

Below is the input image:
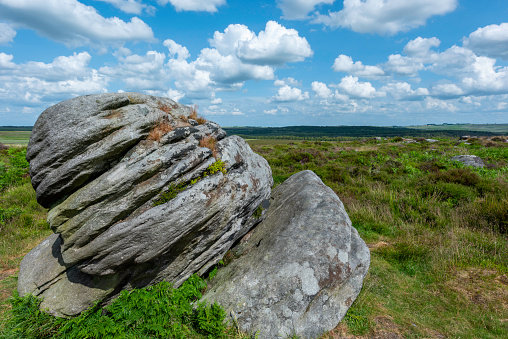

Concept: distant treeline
[[223, 126, 497, 140], [0, 126, 33, 131]]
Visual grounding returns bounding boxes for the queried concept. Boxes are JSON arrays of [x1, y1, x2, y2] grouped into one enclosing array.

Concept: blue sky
[[0, 0, 507, 127]]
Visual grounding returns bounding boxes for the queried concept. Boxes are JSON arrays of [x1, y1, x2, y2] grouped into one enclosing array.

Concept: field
[[0, 131, 31, 145], [0, 135, 507, 338]]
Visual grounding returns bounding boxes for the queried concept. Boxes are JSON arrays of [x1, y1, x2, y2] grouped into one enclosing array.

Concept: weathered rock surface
[[201, 170, 370, 339], [19, 93, 273, 317], [451, 155, 484, 168]]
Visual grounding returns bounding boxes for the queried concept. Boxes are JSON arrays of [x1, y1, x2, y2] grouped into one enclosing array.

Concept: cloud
[[381, 82, 429, 100], [333, 54, 385, 78], [0, 52, 108, 106], [313, 0, 457, 35], [235, 21, 313, 65], [273, 85, 310, 102], [163, 39, 190, 60], [162, 22, 311, 100], [311, 81, 333, 99], [157, 0, 226, 13], [403, 37, 441, 58], [337, 75, 381, 99], [424, 97, 458, 112], [431, 83, 464, 97], [0, 22, 16, 44], [165, 89, 185, 102], [100, 51, 167, 90], [274, 77, 301, 87], [277, 0, 334, 20], [0, 0, 155, 47], [463, 23, 508, 60], [95, 0, 155, 15], [385, 54, 424, 77]]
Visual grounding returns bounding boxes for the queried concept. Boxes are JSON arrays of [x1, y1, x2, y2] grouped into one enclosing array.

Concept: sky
[[0, 0, 507, 127]]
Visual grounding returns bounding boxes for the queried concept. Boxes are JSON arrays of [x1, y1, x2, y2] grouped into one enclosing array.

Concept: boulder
[[451, 155, 484, 168], [19, 93, 273, 317], [201, 170, 370, 339]]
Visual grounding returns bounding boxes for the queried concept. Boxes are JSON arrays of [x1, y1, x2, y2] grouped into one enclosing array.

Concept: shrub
[[429, 167, 480, 187]]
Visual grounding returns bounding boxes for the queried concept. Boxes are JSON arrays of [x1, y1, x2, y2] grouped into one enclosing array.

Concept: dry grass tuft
[[157, 102, 173, 114], [147, 116, 174, 142], [199, 135, 218, 158]]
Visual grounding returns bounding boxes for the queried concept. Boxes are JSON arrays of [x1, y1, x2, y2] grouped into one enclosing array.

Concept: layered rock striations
[[19, 93, 273, 317]]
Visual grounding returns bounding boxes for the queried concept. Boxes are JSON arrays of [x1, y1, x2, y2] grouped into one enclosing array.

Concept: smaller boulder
[[451, 155, 484, 168], [201, 170, 370, 339]]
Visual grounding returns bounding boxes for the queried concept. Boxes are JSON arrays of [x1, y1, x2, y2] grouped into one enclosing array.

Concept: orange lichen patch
[[147, 117, 174, 142], [199, 135, 218, 158], [446, 268, 508, 312]]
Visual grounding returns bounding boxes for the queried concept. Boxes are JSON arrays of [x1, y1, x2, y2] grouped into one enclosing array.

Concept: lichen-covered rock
[[19, 93, 273, 317], [451, 155, 484, 168], [201, 170, 370, 339]]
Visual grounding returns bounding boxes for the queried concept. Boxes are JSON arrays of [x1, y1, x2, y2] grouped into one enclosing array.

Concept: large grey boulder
[[201, 170, 370, 339], [19, 93, 273, 317], [451, 155, 484, 168]]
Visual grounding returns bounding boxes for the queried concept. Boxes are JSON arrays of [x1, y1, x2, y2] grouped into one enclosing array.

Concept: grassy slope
[[248, 137, 508, 338], [0, 137, 507, 338]]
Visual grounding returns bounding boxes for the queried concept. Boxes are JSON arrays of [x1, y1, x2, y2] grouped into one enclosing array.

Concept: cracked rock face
[[201, 170, 370, 339], [18, 93, 273, 317]]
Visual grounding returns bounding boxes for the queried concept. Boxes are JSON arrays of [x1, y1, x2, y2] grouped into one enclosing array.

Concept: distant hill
[[408, 123, 508, 134], [223, 125, 498, 139], [0, 126, 33, 131]]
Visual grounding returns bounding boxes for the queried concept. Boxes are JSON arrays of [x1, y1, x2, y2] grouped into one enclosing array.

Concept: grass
[[0, 132, 31, 145], [247, 136, 508, 338], [1, 136, 507, 338]]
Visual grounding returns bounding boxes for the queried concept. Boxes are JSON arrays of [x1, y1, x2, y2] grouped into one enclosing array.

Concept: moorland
[[0, 131, 507, 338]]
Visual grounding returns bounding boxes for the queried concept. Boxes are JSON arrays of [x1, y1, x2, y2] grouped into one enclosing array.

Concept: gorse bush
[[2, 274, 236, 339]]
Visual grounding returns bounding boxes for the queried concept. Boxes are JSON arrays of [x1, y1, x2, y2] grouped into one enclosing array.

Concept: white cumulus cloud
[[338, 75, 381, 99], [0, 52, 108, 107], [333, 54, 385, 78], [464, 23, 508, 60], [313, 0, 457, 35], [381, 82, 429, 100], [273, 85, 310, 102], [157, 0, 226, 13], [235, 21, 313, 65], [277, 0, 334, 20], [164, 39, 190, 60], [0, 0, 155, 47]]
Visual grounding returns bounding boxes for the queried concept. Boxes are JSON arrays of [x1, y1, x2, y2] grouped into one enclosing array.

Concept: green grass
[[0, 132, 31, 145], [1, 137, 508, 338], [248, 137, 508, 338]]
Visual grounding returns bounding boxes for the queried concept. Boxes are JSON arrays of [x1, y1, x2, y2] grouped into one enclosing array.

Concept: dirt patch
[[446, 268, 508, 312], [368, 242, 390, 251]]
